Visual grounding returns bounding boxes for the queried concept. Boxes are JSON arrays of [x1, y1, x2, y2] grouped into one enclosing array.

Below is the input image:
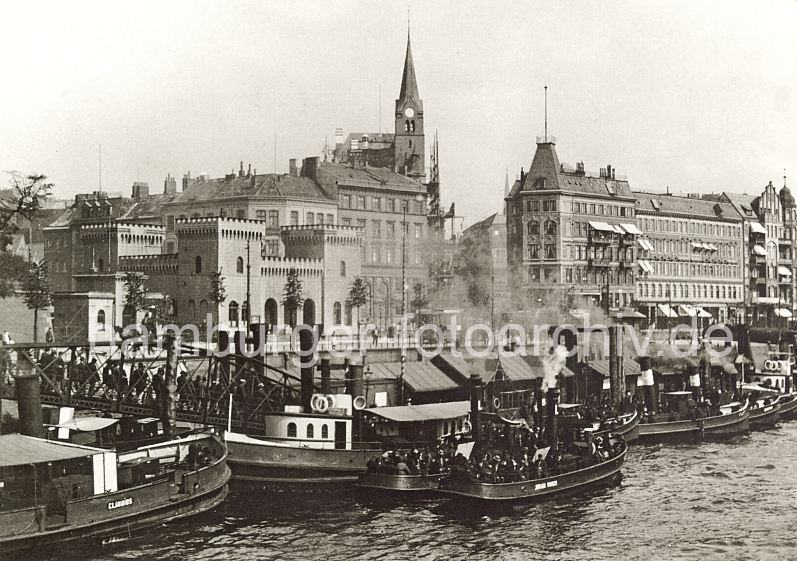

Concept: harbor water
[[23, 424, 797, 561]]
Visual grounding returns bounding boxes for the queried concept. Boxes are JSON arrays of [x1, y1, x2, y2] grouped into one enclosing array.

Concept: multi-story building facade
[[506, 138, 639, 314], [634, 193, 745, 326]]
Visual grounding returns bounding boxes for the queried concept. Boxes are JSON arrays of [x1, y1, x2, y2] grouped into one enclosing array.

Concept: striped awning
[[657, 304, 679, 318], [750, 222, 766, 235], [753, 245, 767, 256], [588, 221, 616, 232], [778, 266, 792, 277]]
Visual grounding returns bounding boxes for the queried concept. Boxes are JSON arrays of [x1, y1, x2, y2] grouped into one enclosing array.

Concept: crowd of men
[[366, 439, 459, 476]]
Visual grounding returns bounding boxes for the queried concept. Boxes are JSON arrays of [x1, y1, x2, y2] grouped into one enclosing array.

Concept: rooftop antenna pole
[[379, 85, 382, 133], [99, 144, 102, 193], [274, 133, 277, 175], [544, 86, 548, 143]]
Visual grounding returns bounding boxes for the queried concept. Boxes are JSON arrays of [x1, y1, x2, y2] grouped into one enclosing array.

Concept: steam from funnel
[[541, 344, 568, 391]]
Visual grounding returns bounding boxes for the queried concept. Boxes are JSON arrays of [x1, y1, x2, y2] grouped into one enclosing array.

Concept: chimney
[[299, 327, 317, 412], [546, 387, 560, 457], [239, 161, 244, 178], [163, 173, 177, 195], [289, 158, 298, 177], [575, 162, 585, 176], [469, 372, 483, 445], [182, 172, 191, 191], [301, 157, 319, 181], [247, 163, 252, 177], [131, 181, 149, 200], [638, 356, 656, 413], [606, 164, 612, 179], [520, 167, 525, 183], [14, 353, 43, 438]]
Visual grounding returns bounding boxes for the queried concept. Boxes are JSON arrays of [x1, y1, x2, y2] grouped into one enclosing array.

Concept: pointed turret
[[394, 27, 425, 180]]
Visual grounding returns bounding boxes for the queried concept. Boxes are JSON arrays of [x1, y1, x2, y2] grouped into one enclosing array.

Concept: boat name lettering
[[546, 480, 558, 488], [764, 406, 773, 413], [534, 483, 546, 491], [107, 498, 133, 510]]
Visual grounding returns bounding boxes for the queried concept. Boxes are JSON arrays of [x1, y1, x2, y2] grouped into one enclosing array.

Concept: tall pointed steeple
[[394, 24, 425, 180], [399, 29, 420, 103]]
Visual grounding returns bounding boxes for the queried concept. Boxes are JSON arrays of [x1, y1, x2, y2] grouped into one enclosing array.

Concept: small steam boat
[[777, 393, 797, 420], [594, 410, 640, 442], [638, 396, 749, 444], [437, 379, 627, 505], [0, 432, 230, 554]]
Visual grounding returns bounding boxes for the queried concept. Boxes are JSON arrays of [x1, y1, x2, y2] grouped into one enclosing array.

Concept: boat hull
[[595, 411, 640, 443], [437, 448, 626, 504], [0, 457, 231, 554], [356, 472, 445, 494], [225, 432, 379, 489], [749, 401, 781, 430], [778, 394, 797, 420], [638, 406, 749, 444]]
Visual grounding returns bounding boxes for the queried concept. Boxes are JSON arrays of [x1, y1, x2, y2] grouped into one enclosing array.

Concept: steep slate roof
[[399, 32, 420, 103], [720, 192, 761, 219], [316, 162, 423, 194], [461, 213, 498, 239], [121, 193, 180, 222], [170, 174, 333, 204], [634, 191, 741, 219], [516, 142, 634, 198]]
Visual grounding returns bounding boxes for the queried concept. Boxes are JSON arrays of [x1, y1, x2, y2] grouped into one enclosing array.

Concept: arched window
[[236, 256, 244, 274], [344, 302, 353, 325], [410, 120, 415, 132], [306, 424, 314, 439], [333, 302, 342, 325], [527, 220, 540, 235], [404, 120, 410, 132], [96, 309, 106, 330], [195, 256, 202, 274], [265, 298, 278, 326], [287, 422, 297, 438], [321, 424, 329, 439], [544, 220, 557, 235], [340, 260, 346, 277], [187, 299, 196, 321], [199, 299, 208, 320], [241, 301, 249, 324], [228, 301, 239, 324]]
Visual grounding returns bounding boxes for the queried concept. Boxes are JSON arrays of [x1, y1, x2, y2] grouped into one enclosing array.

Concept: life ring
[[325, 394, 336, 410], [310, 394, 325, 413], [462, 419, 472, 434], [315, 395, 330, 414], [789, 356, 796, 366], [492, 397, 501, 410], [353, 395, 367, 410], [765, 360, 777, 371]]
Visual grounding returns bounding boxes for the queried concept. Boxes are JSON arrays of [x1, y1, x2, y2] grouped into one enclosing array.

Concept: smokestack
[[320, 354, 331, 395], [299, 327, 316, 412], [289, 158, 298, 177], [469, 373, 483, 444], [15, 352, 43, 438], [182, 172, 191, 192], [217, 329, 231, 382], [239, 161, 244, 178], [609, 325, 625, 407], [301, 157, 319, 181], [638, 356, 656, 413], [348, 358, 364, 399], [546, 387, 560, 457], [247, 163, 252, 177]]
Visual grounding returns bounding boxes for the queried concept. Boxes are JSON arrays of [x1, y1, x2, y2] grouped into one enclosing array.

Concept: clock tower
[[394, 30, 425, 181]]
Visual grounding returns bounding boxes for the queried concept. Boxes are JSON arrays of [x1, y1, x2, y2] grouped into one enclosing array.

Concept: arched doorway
[[303, 299, 316, 326], [265, 298, 278, 326], [228, 301, 239, 325], [333, 302, 341, 325]]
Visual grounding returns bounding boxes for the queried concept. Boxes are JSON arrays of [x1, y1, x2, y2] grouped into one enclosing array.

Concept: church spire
[[399, 27, 419, 102]]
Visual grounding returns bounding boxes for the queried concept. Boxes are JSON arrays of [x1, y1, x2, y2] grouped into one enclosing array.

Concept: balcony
[[588, 258, 612, 268], [779, 237, 791, 245], [588, 234, 613, 245]]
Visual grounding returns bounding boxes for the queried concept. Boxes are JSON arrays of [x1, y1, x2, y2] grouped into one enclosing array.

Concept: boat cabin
[[362, 401, 471, 444]]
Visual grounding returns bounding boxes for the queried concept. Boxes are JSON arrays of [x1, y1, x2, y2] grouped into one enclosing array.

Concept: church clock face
[[404, 107, 415, 118]]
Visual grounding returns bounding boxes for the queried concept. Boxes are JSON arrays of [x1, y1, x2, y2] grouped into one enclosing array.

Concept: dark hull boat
[[778, 393, 797, 420], [356, 472, 446, 494], [0, 432, 231, 554], [638, 403, 750, 444], [749, 397, 781, 430], [594, 411, 640, 443], [438, 444, 627, 504]]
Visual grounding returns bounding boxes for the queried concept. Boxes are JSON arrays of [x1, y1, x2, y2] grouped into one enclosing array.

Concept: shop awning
[[753, 245, 767, 256], [657, 304, 679, 318], [750, 222, 767, 235], [778, 266, 792, 276], [621, 223, 643, 235], [707, 244, 718, 251], [588, 221, 615, 232], [638, 260, 653, 274], [637, 239, 654, 251], [695, 307, 712, 318], [775, 308, 793, 318], [679, 304, 698, 317]]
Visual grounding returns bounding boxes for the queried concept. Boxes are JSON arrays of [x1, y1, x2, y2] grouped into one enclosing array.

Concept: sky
[[1, 1, 795, 226]]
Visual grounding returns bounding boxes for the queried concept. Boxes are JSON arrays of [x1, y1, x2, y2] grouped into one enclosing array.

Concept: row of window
[[365, 243, 423, 265], [526, 219, 558, 236], [372, 221, 422, 239], [639, 283, 740, 301], [339, 194, 425, 215], [562, 268, 635, 286], [643, 261, 741, 279], [286, 422, 329, 439], [571, 201, 633, 217], [167, 209, 335, 229], [638, 216, 740, 238], [524, 200, 559, 212]]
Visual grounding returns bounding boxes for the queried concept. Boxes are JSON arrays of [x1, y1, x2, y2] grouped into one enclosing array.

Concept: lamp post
[[399, 193, 425, 402]]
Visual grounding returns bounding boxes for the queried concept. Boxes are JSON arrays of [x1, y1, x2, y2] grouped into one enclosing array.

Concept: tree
[[0, 172, 52, 299], [346, 277, 369, 338], [208, 269, 227, 305], [410, 282, 429, 322], [22, 259, 51, 343], [282, 268, 304, 327], [123, 272, 148, 330]]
